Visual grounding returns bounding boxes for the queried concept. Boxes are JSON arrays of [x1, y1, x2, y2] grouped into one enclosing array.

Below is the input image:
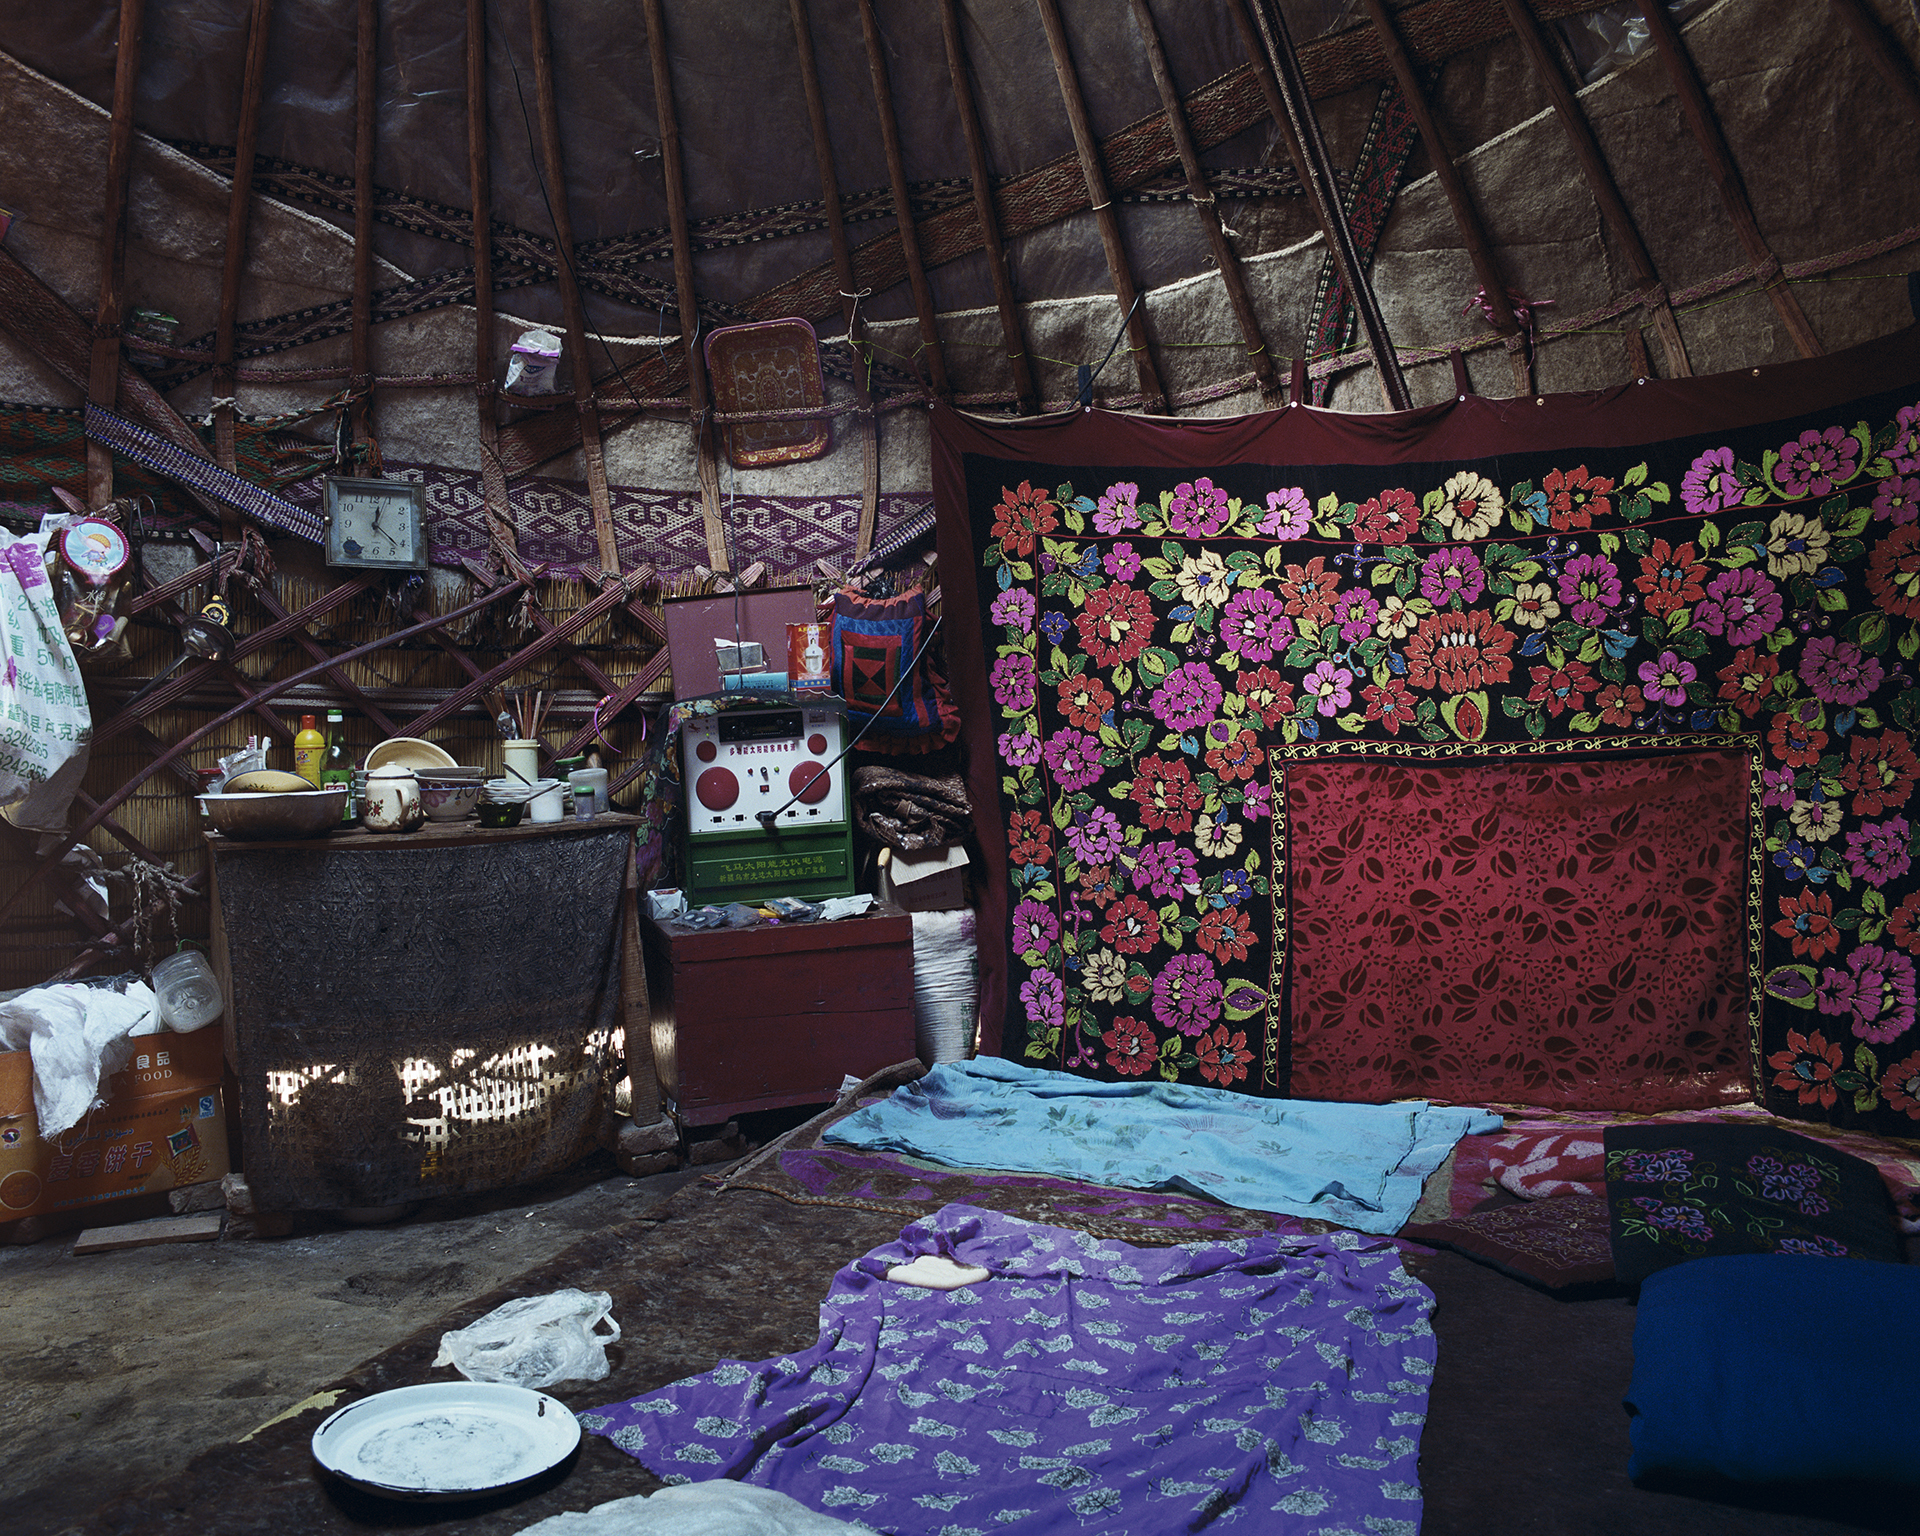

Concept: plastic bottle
[[321, 708, 354, 820], [294, 713, 326, 787]]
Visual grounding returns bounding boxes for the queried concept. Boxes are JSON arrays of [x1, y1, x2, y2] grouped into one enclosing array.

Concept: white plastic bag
[[0, 530, 91, 820], [432, 1289, 620, 1389], [0, 980, 158, 1136]]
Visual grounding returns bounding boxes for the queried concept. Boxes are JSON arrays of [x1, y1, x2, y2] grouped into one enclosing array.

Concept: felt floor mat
[[73, 1179, 1912, 1536]]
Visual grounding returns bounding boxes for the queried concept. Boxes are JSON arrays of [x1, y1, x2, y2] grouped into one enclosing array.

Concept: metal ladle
[[121, 604, 237, 714]]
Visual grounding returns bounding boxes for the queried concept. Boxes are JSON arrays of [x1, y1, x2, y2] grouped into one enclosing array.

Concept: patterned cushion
[[1603, 1122, 1902, 1285], [1403, 1195, 1617, 1292], [830, 587, 958, 752]]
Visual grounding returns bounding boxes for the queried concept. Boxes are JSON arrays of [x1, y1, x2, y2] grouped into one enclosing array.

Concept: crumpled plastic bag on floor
[[0, 980, 158, 1136], [432, 1289, 620, 1389], [512, 1482, 861, 1535]]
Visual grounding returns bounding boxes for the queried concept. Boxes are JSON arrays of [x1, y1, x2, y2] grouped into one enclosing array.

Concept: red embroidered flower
[[1526, 658, 1596, 718], [1129, 755, 1204, 833], [1542, 465, 1614, 530], [1194, 1023, 1253, 1086], [1075, 583, 1155, 668], [1006, 808, 1052, 866], [1888, 892, 1920, 956], [1866, 523, 1920, 620], [990, 480, 1056, 557], [1350, 487, 1417, 545], [1768, 706, 1829, 769], [1767, 1027, 1843, 1110], [1196, 906, 1255, 962], [1057, 674, 1115, 732], [1101, 894, 1159, 955], [1594, 682, 1645, 728], [1275, 556, 1341, 622], [1362, 676, 1417, 735], [1404, 609, 1516, 694], [1632, 538, 1709, 618], [1079, 863, 1122, 909], [1103, 1015, 1157, 1076], [1715, 647, 1780, 717], [1205, 728, 1264, 784], [1880, 1049, 1920, 1117], [1773, 889, 1840, 960], [1840, 730, 1920, 817], [1236, 666, 1296, 728]]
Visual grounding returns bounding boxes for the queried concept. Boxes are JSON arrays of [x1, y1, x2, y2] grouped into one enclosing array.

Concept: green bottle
[[321, 708, 354, 821]]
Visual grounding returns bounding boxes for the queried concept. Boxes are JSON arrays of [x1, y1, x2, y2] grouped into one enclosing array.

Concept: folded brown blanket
[[853, 765, 971, 850]]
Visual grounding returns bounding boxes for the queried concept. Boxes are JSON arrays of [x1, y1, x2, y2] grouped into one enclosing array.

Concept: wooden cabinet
[[641, 903, 915, 1125]]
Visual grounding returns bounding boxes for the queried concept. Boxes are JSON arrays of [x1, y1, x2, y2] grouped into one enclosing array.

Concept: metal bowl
[[198, 787, 349, 839]]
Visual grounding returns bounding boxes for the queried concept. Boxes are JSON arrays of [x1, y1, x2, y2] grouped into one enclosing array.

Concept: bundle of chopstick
[[486, 688, 552, 742]]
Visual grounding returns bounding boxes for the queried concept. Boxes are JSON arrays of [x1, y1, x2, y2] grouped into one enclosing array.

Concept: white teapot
[[361, 764, 423, 833]]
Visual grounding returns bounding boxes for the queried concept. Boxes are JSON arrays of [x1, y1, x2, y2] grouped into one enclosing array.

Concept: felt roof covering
[[0, 0, 1915, 475]]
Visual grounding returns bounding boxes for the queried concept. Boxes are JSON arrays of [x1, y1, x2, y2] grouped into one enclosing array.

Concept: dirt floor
[[0, 1151, 710, 1536]]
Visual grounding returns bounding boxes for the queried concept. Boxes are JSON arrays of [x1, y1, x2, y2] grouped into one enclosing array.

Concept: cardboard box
[[0, 1026, 229, 1223], [875, 844, 970, 912]]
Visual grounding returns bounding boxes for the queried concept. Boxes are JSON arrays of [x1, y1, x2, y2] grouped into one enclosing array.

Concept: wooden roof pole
[[1632, 0, 1822, 358], [856, 0, 950, 401], [1240, 0, 1410, 410], [466, 0, 524, 579], [1031, 0, 1167, 413], [351, 0, 376, 446], [214, 0, 273, 483], [1358, 0, 1529, 395], [638, 0, 729, 574], [1126, 0, 1280, 404], [1496, 0, 1689, 378], [86, 0, 146, 508], [1826, 0, 1920, 127], [527, 0, 623, 575], [936, 0, 1037, 414], [788, 0, 881, 559]]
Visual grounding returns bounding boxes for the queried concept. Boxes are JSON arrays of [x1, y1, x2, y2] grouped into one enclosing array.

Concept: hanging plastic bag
[[0, 528, 91, 826], [432, 1289, 620, 1389]]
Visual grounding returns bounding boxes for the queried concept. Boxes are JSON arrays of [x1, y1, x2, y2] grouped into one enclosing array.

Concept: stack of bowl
[[416, 767, 487, 822]]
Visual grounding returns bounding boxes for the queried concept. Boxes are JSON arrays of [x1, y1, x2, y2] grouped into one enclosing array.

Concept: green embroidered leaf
[[1696, 520, 1721, 552], [1121, 716, 1151, 752], [1622, 461, 1649, 488], [1568, 711, 1601, 734], [1336, 711, 1368, 733], [1006, 559, 1035, 581], [1111, 663, 1133, 695], [1139, 646, 1178, 681], [1623, 525, 1654, 556]]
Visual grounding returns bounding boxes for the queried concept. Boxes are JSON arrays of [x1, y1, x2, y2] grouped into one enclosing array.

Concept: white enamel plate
[[311, 1382, 581, 1501]]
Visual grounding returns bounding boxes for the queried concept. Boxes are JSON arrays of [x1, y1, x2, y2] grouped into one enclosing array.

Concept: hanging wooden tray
[[703, 318, 831, 468]]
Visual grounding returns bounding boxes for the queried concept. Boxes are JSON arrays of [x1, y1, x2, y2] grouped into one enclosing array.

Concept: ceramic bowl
[[482, 776, 559, 805], [199, 787, 349, 839], [419, 781, 483, 822], [364, 736, 457, 773], [414, 767, 486, 782], [475, 799, 525, 828]]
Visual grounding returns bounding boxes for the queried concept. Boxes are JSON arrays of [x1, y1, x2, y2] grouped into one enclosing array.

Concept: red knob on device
[[695, 766, 739, 810], [789, 761, 831, 805], [807, 733, 828, 755], [695, 739, 717, 763]]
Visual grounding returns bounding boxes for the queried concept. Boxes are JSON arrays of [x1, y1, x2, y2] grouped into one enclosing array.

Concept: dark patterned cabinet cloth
[[641, 903, 915, 1125], [207, 817, 640, 1210]]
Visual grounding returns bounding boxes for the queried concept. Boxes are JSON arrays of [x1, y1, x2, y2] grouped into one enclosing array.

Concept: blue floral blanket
[[584, 1203, 1437, 1535], [820, 1057, 1499, 1235]]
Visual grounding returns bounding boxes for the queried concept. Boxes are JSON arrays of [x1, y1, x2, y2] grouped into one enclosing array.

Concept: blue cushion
[[1625, 1254, 1920, 1484]]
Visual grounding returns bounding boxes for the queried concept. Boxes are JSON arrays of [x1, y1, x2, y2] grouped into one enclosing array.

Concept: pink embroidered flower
[[1638, 650, 1696, 708], [1153, 952, 1223, 1038], [1260, 487, 1311, 539], [1891, 403, 1920, 474], [1011, 899, 1060, 956], [1420, 545, 1485, 608], [1093, 481, 1141, 534], [989, 588, 1035, 632], [1166, 476, 1233, 537], [1042, 728, 1103, 792], [1150, 661, 1225, 732], [990, 652, 1036, 713], [1775, 424, 1860, 499], [1681, 445, 1743, 515], [1329, 588, 1379, 643], [1693, 567, 1784, 647], [1305, 660, 1353, 716], [997, 726, 1042, 766], [1844, 816, 1911, 888], [1873, 475, 1920, 525], [1817, 943, 1917, 1044], [1102, 541, 1142, 581], [1220, 587, 1292, 663], [1130, 839, 1198, 899], [1065, 806, 1125, 867], [1557, 552, 1622, 628], [1019, 967, 1064, 1029], [1800, 635, 1883, 706]]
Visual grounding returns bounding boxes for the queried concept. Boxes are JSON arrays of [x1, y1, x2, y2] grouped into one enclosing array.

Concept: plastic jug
[[150, 950, 223, 1032]]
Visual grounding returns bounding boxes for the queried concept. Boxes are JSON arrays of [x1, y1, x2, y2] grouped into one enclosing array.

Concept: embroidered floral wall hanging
[[933, 325, 1920, 1138]]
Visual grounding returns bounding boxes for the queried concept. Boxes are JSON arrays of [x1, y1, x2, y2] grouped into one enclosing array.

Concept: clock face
[[324, 477, 428, 571]]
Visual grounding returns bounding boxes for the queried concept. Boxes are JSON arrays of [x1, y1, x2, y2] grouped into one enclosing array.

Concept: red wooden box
[[641, 902, 915, 1125]]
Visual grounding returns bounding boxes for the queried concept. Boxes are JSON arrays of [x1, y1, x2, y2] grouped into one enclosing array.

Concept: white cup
[[529, 782, 565, 823]]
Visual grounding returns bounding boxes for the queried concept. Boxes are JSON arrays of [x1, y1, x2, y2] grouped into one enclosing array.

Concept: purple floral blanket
[[583, 1203, 1435, 1535]]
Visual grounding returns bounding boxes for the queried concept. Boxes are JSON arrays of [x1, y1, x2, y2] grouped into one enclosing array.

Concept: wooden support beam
[[1633, 0, 1822, 358], [787, 0, 882, 558], [1359, 0, 1530, 394], [1127, 0, 1280, 402], [1827, 0, 1920, 129], [638, 0, 729, 573], [351, 0, 377, 444], [1496, 0, 1689, 378], [1240, 0, 1410, 410], [936, 0, 1037, 413], [467, 0, 521, 578], [1032, 0, 1166, 412], [214, 0, 274, 482], [86, 0, 147, 508], [856, 0, 949, 399], [526, 0, 621, 576]]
